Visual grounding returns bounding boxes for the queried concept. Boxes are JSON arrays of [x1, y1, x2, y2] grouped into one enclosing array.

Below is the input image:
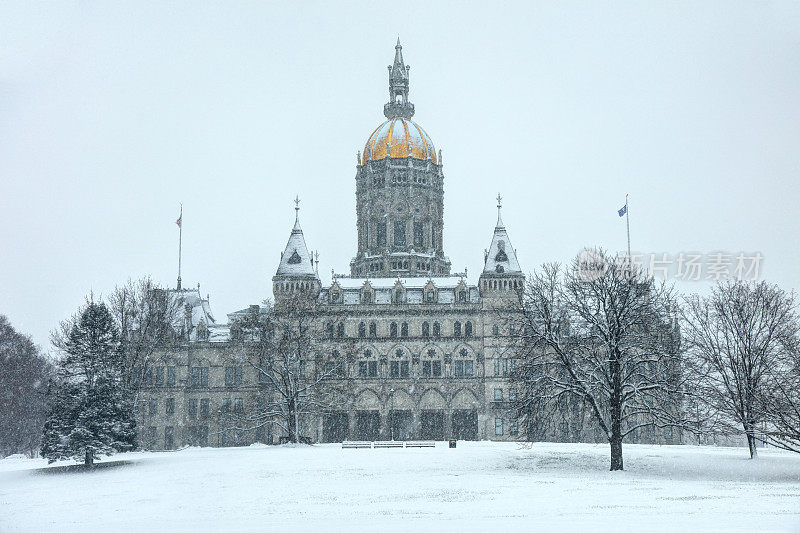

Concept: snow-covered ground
[[1, 442, 799, 532]]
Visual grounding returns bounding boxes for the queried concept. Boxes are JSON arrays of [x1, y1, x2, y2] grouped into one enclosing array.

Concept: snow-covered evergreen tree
[[41, 301, 136, 466]]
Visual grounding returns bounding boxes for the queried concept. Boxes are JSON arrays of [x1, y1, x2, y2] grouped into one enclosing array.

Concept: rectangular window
[[464, 360, 474, 377], [432, 361, 442, 377], [188, 398, 198, 418], [368, 361, 378, 377], [325, 361, 335, 376], [148, 398, 158, 416], [422, 361, 431, 377], [390, 361, 400, 377], [166, 366, 176, 387], [146, 426, 156, 448], [510, 419, 518, 436], [502, 359, 508, 376], [509, 389, 517, 402], [495, 418, 504, 436], [222, 398, 231, 413], [400, 361, 409, 377], [225, 366, 243, 387], [199, 426, 209, 447], [164, 426, 174, 449], [377, 222, 387, 247], [454, 360, 464, 377], [234, 398, 243, 413], [359, 361, 368, 378], [394, 220, 406, 246], [191, 367, 208, 387], [200, 398, 209, 419], [154, 367, 164, 386], [166, 397, 175, 415], [494, 359, 500, 376], [413, 221, 423, 248], [494, 388, 503, 401]]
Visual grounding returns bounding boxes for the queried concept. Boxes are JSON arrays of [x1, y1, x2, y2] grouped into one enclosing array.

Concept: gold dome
[[362, 117, 437, 165]]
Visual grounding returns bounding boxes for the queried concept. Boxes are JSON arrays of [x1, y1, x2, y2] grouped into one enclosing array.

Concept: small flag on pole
[[176, 212, 182, 227], [618, 204, 627, 217]]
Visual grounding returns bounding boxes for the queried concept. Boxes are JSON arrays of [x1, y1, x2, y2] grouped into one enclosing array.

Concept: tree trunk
[[609, 348, 624, 471], [746, 430, 759, 459], [84, 449, 94, 467], [610, 429, 624, 471]]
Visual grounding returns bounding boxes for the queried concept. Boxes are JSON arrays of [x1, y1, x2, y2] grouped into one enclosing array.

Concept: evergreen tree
[[41, 301, 136, 466]]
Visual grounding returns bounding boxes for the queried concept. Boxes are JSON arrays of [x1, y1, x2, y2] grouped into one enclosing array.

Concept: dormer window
[[458, 290, 467, 302], [287, 249, 302, 264], [427, 290, 435, 302], [330, 291, 341, 304], [495, 240, 508, 262]]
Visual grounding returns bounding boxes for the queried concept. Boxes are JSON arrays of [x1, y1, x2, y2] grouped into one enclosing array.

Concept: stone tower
[[350, 40, 451, 278], [272, 199, 321, 308], [479, 195, 525, 302]]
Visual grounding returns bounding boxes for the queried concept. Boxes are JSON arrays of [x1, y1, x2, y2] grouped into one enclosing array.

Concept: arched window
[[465, 321, 473, 337], [433, 322, 441, 337], [401, 322, 408, 337], [390, 322, 398, 338], [326, 323, 334, 338], [395, 289, 403, 303], [454, 321, 462, 337], [492, 324, 499, 336], [458, 290, 467, 302], [337, 322, 345, 338], [369, 322, 377, 338], [422, 322, 430, 337], [426, 290, 435, 303], [358, 322, 366, 338]]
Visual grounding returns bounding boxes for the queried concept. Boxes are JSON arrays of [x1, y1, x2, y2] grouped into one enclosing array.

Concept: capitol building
[[137, 41, 678, 448]]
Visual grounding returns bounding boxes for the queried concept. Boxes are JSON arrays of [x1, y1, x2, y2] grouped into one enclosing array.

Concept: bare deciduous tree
[[509, 250, 687, 471], [682, 280, 800, 458], [52, 278, 181, 403], [228, 294, 348, 444]]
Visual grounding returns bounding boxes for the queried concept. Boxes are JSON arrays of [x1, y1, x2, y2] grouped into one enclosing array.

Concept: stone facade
[[136, 41, 680, 449]]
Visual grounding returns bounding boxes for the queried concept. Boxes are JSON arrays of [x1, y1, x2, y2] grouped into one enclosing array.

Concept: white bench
[[373, 441, 404, 448], [342, 441, 373, 449], [405, 441, 436, 448]]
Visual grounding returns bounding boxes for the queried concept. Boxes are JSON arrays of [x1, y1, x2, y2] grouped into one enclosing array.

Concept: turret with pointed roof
[[272, 197, 321, 308], [480, 194, 525, 299]]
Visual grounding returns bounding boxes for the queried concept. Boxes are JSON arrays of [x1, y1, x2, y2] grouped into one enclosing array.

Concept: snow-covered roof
[[483, 207, 522, 275], [322, 275, 481, 306], [331, 276, 468, 290], [167, 285, 229, 342], [275, 212, 318, 278]]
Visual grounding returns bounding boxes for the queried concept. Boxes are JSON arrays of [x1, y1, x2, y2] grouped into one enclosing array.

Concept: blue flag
[[618, 204, 627, 217]]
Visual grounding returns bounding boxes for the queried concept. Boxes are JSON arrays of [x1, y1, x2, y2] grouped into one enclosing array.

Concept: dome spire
[[384, 39, 414, 119]]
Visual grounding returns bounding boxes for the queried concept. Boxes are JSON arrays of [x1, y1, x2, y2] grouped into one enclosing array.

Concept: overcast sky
[[1, 1, 798, 350]]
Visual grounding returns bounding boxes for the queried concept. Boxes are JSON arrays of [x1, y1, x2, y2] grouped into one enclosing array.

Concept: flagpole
[[625, 194, 631, 259], [177, 203, 183, 290]]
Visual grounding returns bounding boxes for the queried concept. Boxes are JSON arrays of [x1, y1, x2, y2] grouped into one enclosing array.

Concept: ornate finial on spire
[[294, 194, 300, 217], [496, 193, 504, 228], [384, 39, 415, 119]]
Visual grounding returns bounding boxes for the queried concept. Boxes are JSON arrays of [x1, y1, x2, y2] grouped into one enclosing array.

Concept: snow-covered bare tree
[[107, 277, 182, 392], [682, 280, 800, 458], [228, 294, 346, 444], [0, 315, 54, 457], [508, 250, 686, 471], [52, 278, 181, 402], [41, 301, 136, 466]]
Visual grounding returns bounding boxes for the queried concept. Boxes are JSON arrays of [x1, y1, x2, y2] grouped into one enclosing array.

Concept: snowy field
[[1, 442, 799, 532]]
